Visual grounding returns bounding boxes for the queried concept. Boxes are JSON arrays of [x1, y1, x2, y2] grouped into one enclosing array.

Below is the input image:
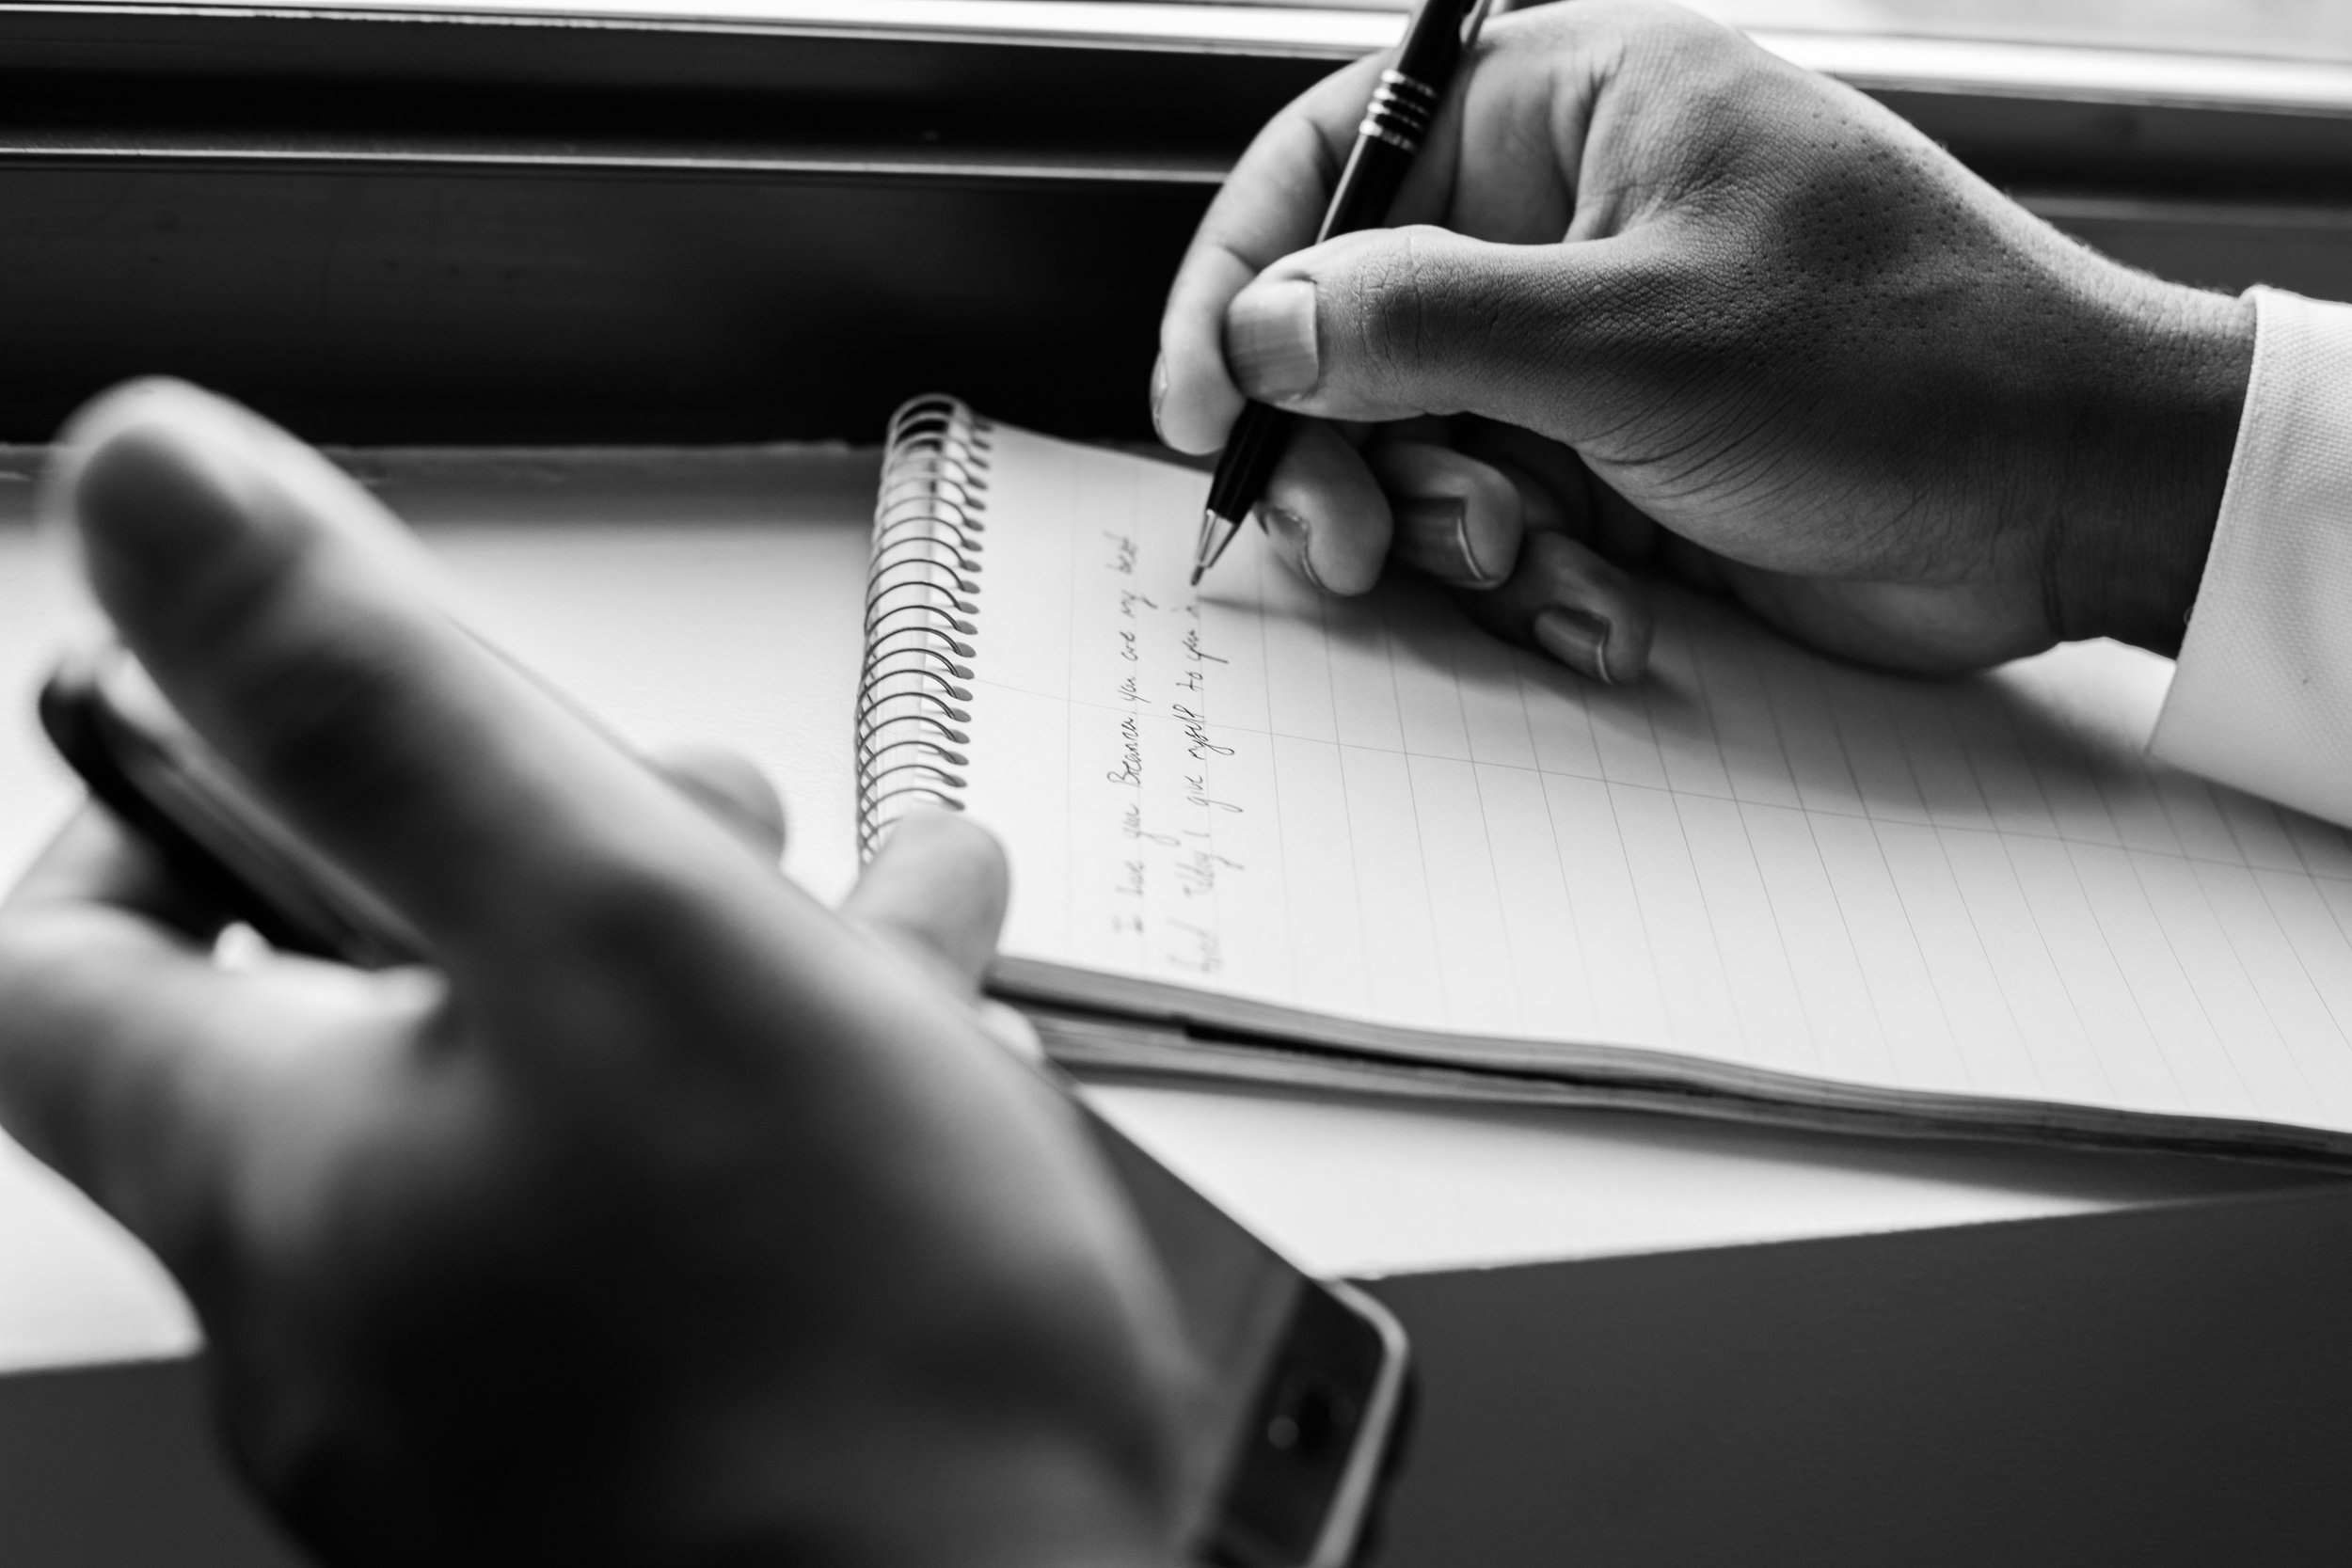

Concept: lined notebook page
[[952, 421, 2352, 1136]]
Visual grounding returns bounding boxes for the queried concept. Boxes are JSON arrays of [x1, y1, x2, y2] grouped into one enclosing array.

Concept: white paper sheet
[[945, 421, 2352, 1136]]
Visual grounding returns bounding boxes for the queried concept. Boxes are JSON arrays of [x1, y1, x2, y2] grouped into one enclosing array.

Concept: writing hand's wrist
[[2049, 280, 2255, 656]]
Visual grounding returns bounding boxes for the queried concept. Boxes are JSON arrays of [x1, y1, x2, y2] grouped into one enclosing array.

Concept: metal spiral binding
[[856, 394, 993, 857]]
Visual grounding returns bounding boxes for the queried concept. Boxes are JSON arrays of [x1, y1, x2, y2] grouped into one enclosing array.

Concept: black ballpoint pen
[[1191, 0, 1496, 587]]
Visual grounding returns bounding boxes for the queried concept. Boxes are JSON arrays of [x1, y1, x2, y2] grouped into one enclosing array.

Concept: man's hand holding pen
[[1159, 0, 2253, 680]]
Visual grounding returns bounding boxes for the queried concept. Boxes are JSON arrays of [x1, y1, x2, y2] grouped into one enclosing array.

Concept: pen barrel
[[1200, 0, 1482, 572], [1392, 0, 1479, 86], [1318, 0, 1476, 241], [1319, 73, 1431, 239], [1204, 401, 1295, 530], [1358, 68, 1440, 155]]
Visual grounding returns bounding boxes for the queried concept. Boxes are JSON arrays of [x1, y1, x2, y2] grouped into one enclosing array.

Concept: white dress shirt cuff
[[2150, 286, 2352, 827]]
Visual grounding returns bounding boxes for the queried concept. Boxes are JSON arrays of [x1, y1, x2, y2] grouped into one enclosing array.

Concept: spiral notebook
[[857, 396, 2352, 1163]]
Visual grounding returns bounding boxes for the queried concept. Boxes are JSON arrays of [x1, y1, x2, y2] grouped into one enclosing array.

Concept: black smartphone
[[38, 642, 1412, 1568]]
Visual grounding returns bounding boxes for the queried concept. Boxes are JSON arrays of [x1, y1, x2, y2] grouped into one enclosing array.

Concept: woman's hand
[[0, 381, 1185, 1568], [1157, 0, 2254, 680]]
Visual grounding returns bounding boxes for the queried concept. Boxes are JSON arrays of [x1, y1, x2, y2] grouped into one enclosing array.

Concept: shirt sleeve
[[2149, 285, 2352, 828]]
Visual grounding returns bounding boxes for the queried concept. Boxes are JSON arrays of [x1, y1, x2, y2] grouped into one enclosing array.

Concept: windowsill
[[40, 0, 2352, 114]]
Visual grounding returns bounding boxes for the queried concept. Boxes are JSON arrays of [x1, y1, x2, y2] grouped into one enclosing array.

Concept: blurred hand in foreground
[[0, 381, 1185, 1568], [1157, 0, 2254, 681]]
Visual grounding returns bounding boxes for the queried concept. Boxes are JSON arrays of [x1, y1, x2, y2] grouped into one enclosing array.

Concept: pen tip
[[1188, 565, 1204, 587]]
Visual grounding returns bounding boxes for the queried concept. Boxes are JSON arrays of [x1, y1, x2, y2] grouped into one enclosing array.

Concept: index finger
[[45, 381, 752, 981], [1155, 52, 1389, 454]]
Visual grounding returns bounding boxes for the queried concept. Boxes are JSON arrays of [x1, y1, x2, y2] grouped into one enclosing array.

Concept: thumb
[[839, 808, 1009, 997], [1223, 226, 1615, 432], [840, 810, 1044, 1065]]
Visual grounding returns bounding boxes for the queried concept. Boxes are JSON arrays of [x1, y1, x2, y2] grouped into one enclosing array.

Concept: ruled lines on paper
[[950, 424, 2352, 1132]]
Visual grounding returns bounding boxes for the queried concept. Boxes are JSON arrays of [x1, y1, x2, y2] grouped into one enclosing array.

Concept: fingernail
[[1400, 495, 1507, 588], [1534, 606, 1613, 683], [1260, 504, 1327, 593], [1225, 280, 1320, 401], [1150, 354, 1170, 439]]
